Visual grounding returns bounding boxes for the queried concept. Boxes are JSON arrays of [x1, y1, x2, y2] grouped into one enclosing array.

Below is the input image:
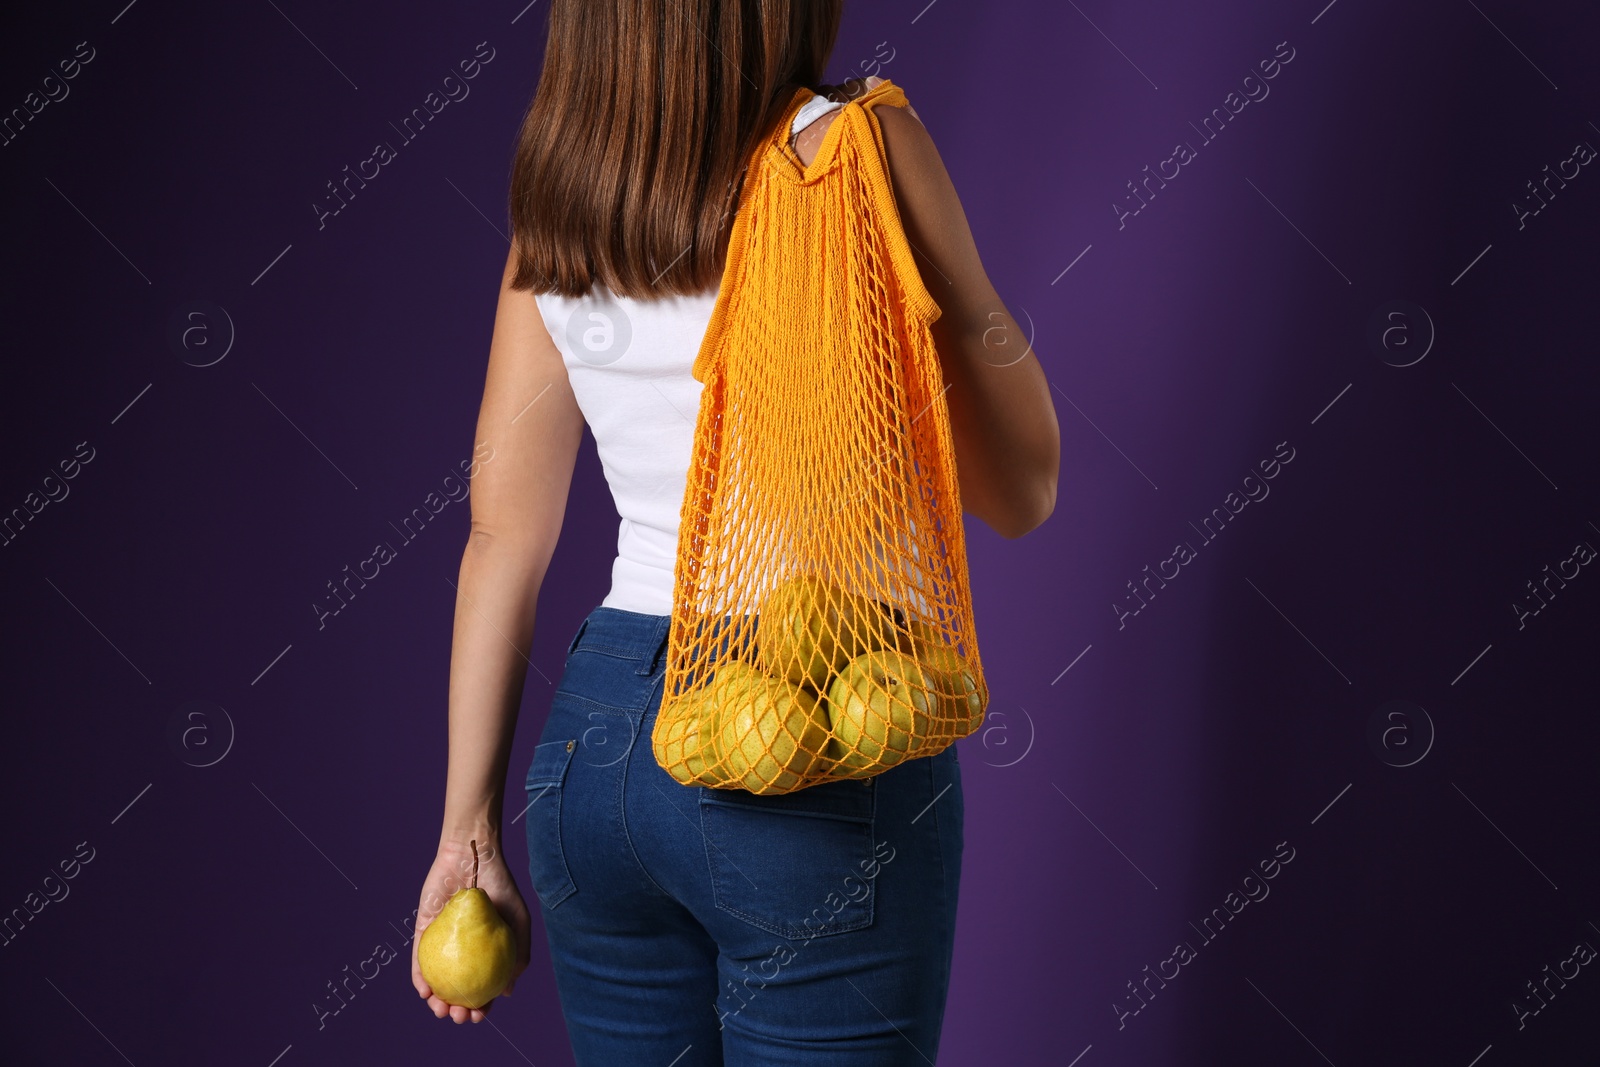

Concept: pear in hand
[[417, 840, 516, 1009]]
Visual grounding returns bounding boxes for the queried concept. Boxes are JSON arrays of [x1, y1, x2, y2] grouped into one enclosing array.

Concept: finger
[[427, 994, 450, 1019]]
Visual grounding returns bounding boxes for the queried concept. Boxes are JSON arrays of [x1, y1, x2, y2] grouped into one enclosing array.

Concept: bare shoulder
[[873, 103, 948, 202], [795, 75, 929, 168], [873, 99, 997, 327]]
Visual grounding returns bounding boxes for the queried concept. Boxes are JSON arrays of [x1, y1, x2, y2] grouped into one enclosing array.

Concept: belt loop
[[636, 615, 671, 676], [566, 615, 590, 658]]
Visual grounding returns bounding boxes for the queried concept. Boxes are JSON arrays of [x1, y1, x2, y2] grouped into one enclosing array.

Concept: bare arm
[[442, 245, 585, 844], [878, 103, 1059, 538], [807, 80, 1060, 538], [413, 244, 585, 1024]]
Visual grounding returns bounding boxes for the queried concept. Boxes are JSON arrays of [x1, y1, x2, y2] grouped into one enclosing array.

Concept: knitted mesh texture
[[651, 79, 987, 795]]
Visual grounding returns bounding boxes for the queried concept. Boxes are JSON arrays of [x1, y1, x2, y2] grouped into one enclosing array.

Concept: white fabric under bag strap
[[789, 94, 844, 141]]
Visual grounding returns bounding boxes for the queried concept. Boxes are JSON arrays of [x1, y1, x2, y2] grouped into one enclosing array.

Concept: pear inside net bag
[[651, 80, 988, 795]]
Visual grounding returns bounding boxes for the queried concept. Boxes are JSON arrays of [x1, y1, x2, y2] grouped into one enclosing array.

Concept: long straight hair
[[507, 0, 844, 300]]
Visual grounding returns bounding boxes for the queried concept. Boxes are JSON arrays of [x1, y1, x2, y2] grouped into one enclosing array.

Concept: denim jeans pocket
[[698, 779, 880, 940], [524, 737, 578, 911]]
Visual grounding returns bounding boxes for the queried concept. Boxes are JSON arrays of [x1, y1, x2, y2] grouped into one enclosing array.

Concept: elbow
[[994, 413, 1061, 539], [991, 475, 1057, 540], [464, 522, 557, 580]]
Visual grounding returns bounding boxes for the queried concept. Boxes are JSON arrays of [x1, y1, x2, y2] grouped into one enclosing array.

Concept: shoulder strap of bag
[[693, 78, 937, 384]]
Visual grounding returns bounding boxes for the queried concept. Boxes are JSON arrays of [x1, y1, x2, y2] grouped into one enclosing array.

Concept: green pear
[[756, 575, 896, 691], [710, 660, 830, 793], [921, 644, 986, 731], [417, 841, 516, 1009], [825, 649, 939, 774], [654, 686, 722, 786], [890, 618, 987, 731]]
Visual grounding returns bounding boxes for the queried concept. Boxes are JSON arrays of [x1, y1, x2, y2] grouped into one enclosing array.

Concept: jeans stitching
[[525, 740, 579, 910], [621, 671, 674, 901], [700, 801, 878, 939], [553, 685, 655, 717], [571, 642, 653, 659]]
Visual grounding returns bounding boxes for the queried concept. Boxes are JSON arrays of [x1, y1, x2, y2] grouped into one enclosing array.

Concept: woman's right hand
[[411, 835, 532, 1025]]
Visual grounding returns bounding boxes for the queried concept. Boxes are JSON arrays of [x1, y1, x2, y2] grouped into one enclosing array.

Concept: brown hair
[[507, 0, 844, 300]]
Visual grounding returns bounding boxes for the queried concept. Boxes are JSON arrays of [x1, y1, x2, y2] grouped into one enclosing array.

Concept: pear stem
[[470, 839, 479, 889]]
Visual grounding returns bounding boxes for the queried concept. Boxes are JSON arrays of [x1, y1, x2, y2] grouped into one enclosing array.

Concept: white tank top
[[534, 96, 844, 616]]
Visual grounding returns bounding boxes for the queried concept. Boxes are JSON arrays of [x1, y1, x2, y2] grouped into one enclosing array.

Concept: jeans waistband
[[566, 605, 673, 677], [567, 603, 764, 704]]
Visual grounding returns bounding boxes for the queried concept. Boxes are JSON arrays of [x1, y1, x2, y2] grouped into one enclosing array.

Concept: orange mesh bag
[[651, 78, 988, 795]]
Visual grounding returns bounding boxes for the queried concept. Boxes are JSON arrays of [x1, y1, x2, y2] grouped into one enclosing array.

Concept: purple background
[[3, 1, 1598, 1064]]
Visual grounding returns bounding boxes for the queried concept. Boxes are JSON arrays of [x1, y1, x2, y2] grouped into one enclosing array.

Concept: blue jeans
[[522, 605, 965, 1065]]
